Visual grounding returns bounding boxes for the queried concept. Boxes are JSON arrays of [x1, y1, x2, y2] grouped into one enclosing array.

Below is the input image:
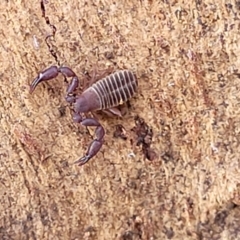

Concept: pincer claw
[[74, 155, 90, 166]]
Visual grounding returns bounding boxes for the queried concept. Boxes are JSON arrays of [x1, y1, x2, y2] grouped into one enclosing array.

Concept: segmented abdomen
[[91, 70, 138, 110]]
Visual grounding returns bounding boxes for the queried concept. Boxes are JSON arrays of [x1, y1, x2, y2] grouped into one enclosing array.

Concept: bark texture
[[1, 1, 240, 239]]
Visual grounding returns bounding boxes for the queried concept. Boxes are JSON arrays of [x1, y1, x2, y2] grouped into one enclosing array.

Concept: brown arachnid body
[[30, 66, 138, 166]]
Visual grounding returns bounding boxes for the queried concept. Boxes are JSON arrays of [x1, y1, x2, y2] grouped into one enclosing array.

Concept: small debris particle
[[131, 115, 156, 161], [113, 124, 127, 140]]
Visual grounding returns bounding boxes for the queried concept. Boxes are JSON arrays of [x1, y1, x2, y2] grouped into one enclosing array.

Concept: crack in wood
[[40, 0, 60, 66]]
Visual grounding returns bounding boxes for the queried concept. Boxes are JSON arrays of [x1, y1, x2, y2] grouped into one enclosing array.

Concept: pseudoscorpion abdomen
[[91, 70, 138, 110]]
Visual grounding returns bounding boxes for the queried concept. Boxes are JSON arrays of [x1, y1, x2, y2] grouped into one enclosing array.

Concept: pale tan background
[[1, 0, 240, 239]]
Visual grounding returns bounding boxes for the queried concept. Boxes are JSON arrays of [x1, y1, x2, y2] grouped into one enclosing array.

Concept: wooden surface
[[1, 0, 240, 239]]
